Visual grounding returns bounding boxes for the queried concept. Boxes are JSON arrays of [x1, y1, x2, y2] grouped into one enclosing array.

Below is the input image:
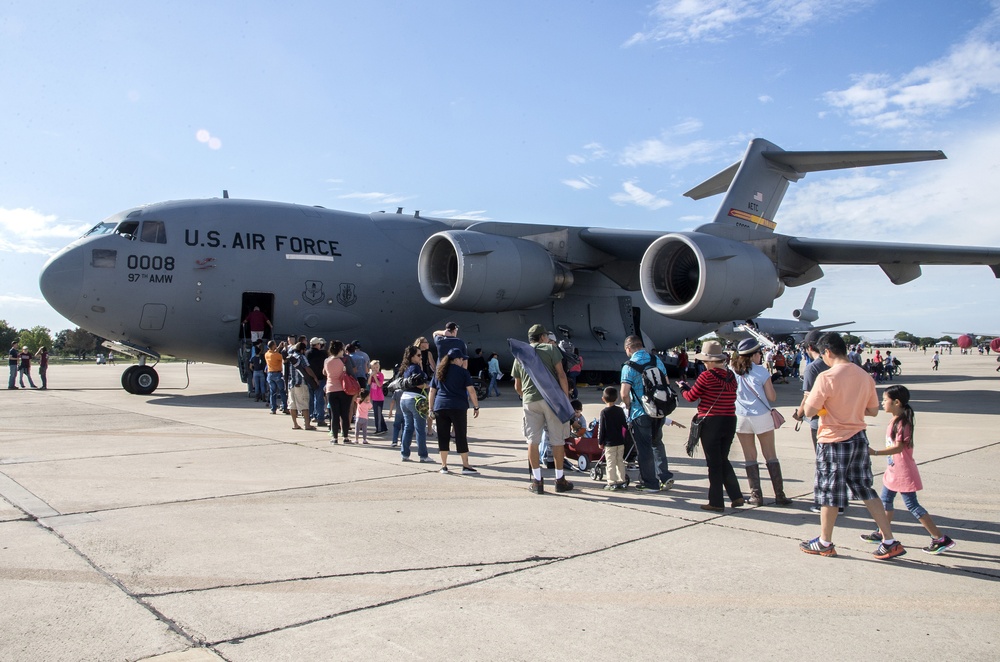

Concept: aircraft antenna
[[396, 207, 403, 214], [223, 190, 229, 199]]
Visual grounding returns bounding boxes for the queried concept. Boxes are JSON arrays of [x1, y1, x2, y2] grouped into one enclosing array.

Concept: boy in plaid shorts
[[801, 333, 905, 560]]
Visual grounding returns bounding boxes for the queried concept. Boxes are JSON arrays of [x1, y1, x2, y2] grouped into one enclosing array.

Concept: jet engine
[[792, 307, 818, 322], [418, 230, 574, 312], [639, 232, 783, 322]]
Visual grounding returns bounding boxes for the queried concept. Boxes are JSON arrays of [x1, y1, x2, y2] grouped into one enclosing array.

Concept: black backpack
[[626, 358, 677, 418]]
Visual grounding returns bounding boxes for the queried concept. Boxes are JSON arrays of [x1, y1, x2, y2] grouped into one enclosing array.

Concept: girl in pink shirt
[[861, 385, 955, 555], [353, 390, 372, 444]]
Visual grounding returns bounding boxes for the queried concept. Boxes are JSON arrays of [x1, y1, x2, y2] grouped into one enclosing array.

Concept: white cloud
[[566, 142, 608, 165], [338, 191, 411, 205], [611, 181, 672, 210], [619, 137, 724, 167], [624, 0, 873, 46], [824, 38, 1000, 130], [562, 176, 598, 190], [758, 94, 773, 103], [0, 207, 90, 255]]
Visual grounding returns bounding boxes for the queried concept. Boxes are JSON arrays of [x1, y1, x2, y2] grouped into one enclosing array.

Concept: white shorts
[[523, 399, 568, 447], [288, 384, 310, 410], [736, 412, 775, 435]]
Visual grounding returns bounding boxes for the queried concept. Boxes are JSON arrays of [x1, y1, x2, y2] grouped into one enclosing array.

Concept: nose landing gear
[[104, 340, 161, 395]]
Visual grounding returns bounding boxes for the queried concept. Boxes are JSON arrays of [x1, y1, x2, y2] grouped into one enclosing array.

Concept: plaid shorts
[[814, 431, 878, 507]]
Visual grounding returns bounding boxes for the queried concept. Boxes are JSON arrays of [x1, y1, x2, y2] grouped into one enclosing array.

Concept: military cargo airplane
[[39, 138, 1000, 394]]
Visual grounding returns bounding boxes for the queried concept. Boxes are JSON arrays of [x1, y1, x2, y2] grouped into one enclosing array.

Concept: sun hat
[[694, 340, 728, 362]]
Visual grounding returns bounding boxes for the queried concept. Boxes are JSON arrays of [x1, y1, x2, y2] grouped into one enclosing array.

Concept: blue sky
[[3, 0, 1000, 339]]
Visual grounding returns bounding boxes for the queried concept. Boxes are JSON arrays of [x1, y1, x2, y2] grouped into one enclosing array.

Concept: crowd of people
[[7, 341, 47, 390]]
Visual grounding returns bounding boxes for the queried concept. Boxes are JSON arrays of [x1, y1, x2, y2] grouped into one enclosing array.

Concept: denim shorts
[[814, 431, 878, 507]]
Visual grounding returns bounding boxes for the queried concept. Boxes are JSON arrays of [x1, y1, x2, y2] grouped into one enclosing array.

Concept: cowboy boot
[[767, 460, 793, 505], [745, 462, 764, 506]]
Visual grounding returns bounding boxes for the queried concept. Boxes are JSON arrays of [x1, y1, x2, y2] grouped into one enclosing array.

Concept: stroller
[[585, 432, 639, 486]]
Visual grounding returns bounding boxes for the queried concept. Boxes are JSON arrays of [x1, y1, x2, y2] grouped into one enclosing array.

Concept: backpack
[[626, 358, 677, 418]]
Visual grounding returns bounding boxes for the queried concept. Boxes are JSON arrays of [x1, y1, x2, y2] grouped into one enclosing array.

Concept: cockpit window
[[140, 220, 166, 244], [83, 222, 117, 237], [116, 220, 139, 239]]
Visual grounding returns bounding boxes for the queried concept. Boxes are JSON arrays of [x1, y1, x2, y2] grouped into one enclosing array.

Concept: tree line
[[1, 319, 107, 360]]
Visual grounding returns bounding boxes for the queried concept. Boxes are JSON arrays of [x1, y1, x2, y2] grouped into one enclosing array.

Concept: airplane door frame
[[240, 292, 275, 343]]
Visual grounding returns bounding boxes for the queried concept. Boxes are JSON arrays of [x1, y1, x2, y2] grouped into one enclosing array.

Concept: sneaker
[[603, 484, 616, 491], [799, 537, 837, 557], [330, 438, 339, 445], [635, 483, 657, 492], [529, 478, 544, 494], [439, 467, 449, 474], [859, 530, 883, 543], [554, 477, 574, 493], [401, 456, 411, 462], [810, 504, 845, 513], [659, 478, 675, 491], [873, 540, 906, 560], [460, 466, 478, 474], [922, 536, 956, 555], [418, 456, 432, 463]]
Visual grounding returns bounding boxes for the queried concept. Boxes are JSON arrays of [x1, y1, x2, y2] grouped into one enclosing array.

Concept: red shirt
[[682, 367, 737, 417]]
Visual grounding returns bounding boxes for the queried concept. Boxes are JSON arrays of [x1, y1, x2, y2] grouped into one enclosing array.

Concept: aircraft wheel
[[129, 366, 159, 395], [121, 366, 139, 394]]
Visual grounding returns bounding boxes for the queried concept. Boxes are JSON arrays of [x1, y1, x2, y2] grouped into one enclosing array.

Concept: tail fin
[[684, 138, 945, 233], [792, 287, 818, 322]]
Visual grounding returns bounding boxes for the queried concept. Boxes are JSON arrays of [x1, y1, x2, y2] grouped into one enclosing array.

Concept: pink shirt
[[356, 400, 372, 420], [882, 419, 922, 493], [324, 356, 346, 393]]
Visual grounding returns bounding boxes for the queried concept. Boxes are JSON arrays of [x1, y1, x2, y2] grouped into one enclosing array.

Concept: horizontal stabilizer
[[764, 150, 946, 173]]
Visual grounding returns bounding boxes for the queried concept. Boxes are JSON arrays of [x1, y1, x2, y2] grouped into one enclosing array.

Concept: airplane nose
[[39, 246, 84, 322]]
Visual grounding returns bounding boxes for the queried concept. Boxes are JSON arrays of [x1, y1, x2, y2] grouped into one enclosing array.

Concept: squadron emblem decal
[[337, 282, 357, 307], [302, 280, 325, 305]]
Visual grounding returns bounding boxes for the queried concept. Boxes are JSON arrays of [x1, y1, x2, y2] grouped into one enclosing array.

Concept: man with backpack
[[620, 335, 676, 492]]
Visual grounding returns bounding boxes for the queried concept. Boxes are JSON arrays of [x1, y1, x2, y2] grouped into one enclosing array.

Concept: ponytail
[[885, 384, 915, 447]]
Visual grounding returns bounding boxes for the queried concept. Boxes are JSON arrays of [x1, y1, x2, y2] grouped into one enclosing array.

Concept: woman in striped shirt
[[679, 341, 743, 512]]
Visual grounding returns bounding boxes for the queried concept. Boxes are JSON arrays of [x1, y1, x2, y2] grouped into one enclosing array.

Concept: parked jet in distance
[[715, 287, 857, 345], [39, 138, 1000, 394]]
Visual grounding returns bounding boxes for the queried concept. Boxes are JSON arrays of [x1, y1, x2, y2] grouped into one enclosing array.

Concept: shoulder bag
[[741, 374, 784, 429]]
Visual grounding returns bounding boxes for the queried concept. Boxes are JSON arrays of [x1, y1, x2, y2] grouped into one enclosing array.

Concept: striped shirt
[[681, 367, 737, 417]]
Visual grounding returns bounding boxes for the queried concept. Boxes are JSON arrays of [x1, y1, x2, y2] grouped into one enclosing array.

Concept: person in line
[[731, 338, 792, 506], [286, 341, 318, 431], [678, 340, 742, 512], [793, 330, 833, 514], [597, 386, 628, 491], [467, 348, 488, 380], [800, 332, 904, 560], [8, 341, 19, 390], [487, 352, 502, 397], [432, 322, 467, 359], [368, 360, 387, 434], [264, 340, 287, 414], [306, 338, 328, 428], [323, 340, 353, 444], [249, 342, 267, 402], [18, 346, 38, 388], [414, 336, 437, 438], [35, 346, 49, 390], [513, 324, 574, 494], [429, 348, 480, 474], [353, 389, 372, 444], [243, 306, 272, 342], [621, 335, 676, 493], [862, 385, 956, 555], [398, 344, 431, 462]]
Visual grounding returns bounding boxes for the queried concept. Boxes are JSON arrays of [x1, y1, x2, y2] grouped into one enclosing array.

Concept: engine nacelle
[[792, 307, 818, 322], [639, 232, 782, 322], [418, 230, 573, 312]]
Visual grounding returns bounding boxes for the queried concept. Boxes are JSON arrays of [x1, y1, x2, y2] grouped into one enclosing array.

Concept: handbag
[[340, 357, 361, 396], [742, 375, 783, 429], [685, 414, 704, 457]]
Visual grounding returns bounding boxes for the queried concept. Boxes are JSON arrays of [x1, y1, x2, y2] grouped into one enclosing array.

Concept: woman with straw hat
[[678, 340, 743, 512]]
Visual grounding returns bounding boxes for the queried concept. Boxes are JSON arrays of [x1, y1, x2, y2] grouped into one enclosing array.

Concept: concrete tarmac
[[1, 351, 998, 661]]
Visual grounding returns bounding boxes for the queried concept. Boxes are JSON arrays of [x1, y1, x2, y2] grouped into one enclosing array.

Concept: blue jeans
[[400, 396, 428, 459], [488, 373, 500, 397], [628, 415, 674, 489], [267, 372, 286, 413], [392, 407, 404, 444], [372, 399, 386, 432], [881, 486, 928, 519], [8, 363, 17, 389], [308, 382, 326, 424], [252, 370, 266, 399]]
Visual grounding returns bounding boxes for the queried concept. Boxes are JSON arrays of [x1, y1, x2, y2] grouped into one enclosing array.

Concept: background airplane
[[714, 287, 857, 346], [39, 138, 1000, 394]]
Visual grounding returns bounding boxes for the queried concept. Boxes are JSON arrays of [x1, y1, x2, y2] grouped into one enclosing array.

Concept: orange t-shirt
[[264, 349, 284, 373], [804, 362, 878, 443]]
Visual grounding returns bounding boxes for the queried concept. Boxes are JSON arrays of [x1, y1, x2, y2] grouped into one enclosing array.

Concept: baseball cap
[[528, 324, 549, 338]]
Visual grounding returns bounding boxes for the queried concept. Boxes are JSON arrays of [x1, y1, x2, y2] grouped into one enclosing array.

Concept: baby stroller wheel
[[589, 467, 599, 480], [596, 465, 605, 481], [578, 455, 588, 471], [623, 475, 630, 487]]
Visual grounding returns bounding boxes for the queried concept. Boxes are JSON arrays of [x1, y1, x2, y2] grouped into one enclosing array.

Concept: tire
[[578, 455, 588, 471], [129, 366, 159, 395], [121, 366, 139, 394]]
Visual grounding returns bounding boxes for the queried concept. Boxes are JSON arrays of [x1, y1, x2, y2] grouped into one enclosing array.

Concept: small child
[[862, 385, 955, 554], [353, 390, 372, 444], [540, 400, 586, 469], [598, 387, 628, 491]]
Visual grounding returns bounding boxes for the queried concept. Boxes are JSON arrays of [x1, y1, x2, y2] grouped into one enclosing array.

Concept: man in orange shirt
[[802, 332, 904, 560]]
